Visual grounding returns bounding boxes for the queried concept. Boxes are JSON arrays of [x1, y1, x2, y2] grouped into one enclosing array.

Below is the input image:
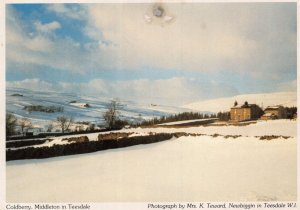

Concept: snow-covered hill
[[183, 92, 297, 113], [6, 87, 192, 129]]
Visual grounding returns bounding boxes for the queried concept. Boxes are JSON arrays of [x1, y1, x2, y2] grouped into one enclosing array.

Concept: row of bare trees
[[6, 114, 33, 136], [6, 113, 74, 136]]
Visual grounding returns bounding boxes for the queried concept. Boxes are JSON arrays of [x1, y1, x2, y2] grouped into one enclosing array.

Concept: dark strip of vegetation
[[11, 93, 23, 97], [216, 111, 230, 121], [257, 135, 290, 140], [6, 129, 112, 141], [6, 139, 51, 148], [6, 133, 174, 161], [284, 107, 297, 119], [138, 111, 231, 126], [223, 135, 242, 139], [139, 112, 217, 126], [23, 105, 64, 113], [156, 119, 218, 127]]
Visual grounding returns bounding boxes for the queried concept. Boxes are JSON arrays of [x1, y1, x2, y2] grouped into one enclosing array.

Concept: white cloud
[[84, 3, 296, 78], [34, 21, 61, 34], [46, 4, 87, 20], [6, 6, 95, 74], [6, 3, 296, 85]]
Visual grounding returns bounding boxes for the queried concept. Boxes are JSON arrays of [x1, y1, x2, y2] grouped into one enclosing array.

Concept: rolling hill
[[183, 92, 297, 113]]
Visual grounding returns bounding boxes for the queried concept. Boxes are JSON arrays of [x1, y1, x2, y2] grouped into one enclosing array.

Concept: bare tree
[[45, 122, 54, 132], [56, 116, 74, 133], [18, 118, 33, 136], [88, 123, 95, 131], [6, 113, 17, 136], [103, 100, 122, 130]]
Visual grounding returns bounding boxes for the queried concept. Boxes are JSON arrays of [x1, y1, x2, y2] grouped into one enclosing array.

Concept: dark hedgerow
[[258, 135, 290, 140], [23, 105, 64, 113], [6, 139, 51, 148], [6, 133, 174, 161]]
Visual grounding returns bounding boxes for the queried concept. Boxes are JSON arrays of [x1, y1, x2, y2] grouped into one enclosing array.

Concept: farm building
[[260, 113, 277, 120], [230, 101, 263, 122], [261, 106, 287, 120]]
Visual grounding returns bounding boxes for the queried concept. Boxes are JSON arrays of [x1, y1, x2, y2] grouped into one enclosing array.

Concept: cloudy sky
[[6, 3, 297, 105]]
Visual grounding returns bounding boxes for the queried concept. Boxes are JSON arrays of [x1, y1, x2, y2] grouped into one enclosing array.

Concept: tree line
[[6, 113, 75, 137], [284, 106, 297, 119], [138, 112, 219, 126]]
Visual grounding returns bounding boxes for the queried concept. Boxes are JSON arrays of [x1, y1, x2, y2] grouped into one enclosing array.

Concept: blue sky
[[6, 3, 297, 105]]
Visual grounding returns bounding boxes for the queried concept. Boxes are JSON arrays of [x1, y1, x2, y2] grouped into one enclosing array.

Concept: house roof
[[264, 106, 282, 111], [231, 104, 257, 109]]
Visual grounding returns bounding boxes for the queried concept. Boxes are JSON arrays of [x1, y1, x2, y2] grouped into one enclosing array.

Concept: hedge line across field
[[6, 129, 111, 141], [6, 139, 50, 148], [6, 133, 175, 161]]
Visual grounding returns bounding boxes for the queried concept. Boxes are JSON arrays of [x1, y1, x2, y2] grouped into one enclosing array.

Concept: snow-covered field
[[6, 120, 297, 202], [7, 119, 296, 149], [128, 119, 297, 137]]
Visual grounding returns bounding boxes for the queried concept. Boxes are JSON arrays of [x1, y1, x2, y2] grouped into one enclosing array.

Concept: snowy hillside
[[6, 120, 297, 202], [183, 92, 296, 113], [6, 87, 192, 129]]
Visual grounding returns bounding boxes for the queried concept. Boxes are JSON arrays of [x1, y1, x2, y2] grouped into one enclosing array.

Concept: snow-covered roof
[[265, 106, 282, 110], [262, 113, 275, 117]]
